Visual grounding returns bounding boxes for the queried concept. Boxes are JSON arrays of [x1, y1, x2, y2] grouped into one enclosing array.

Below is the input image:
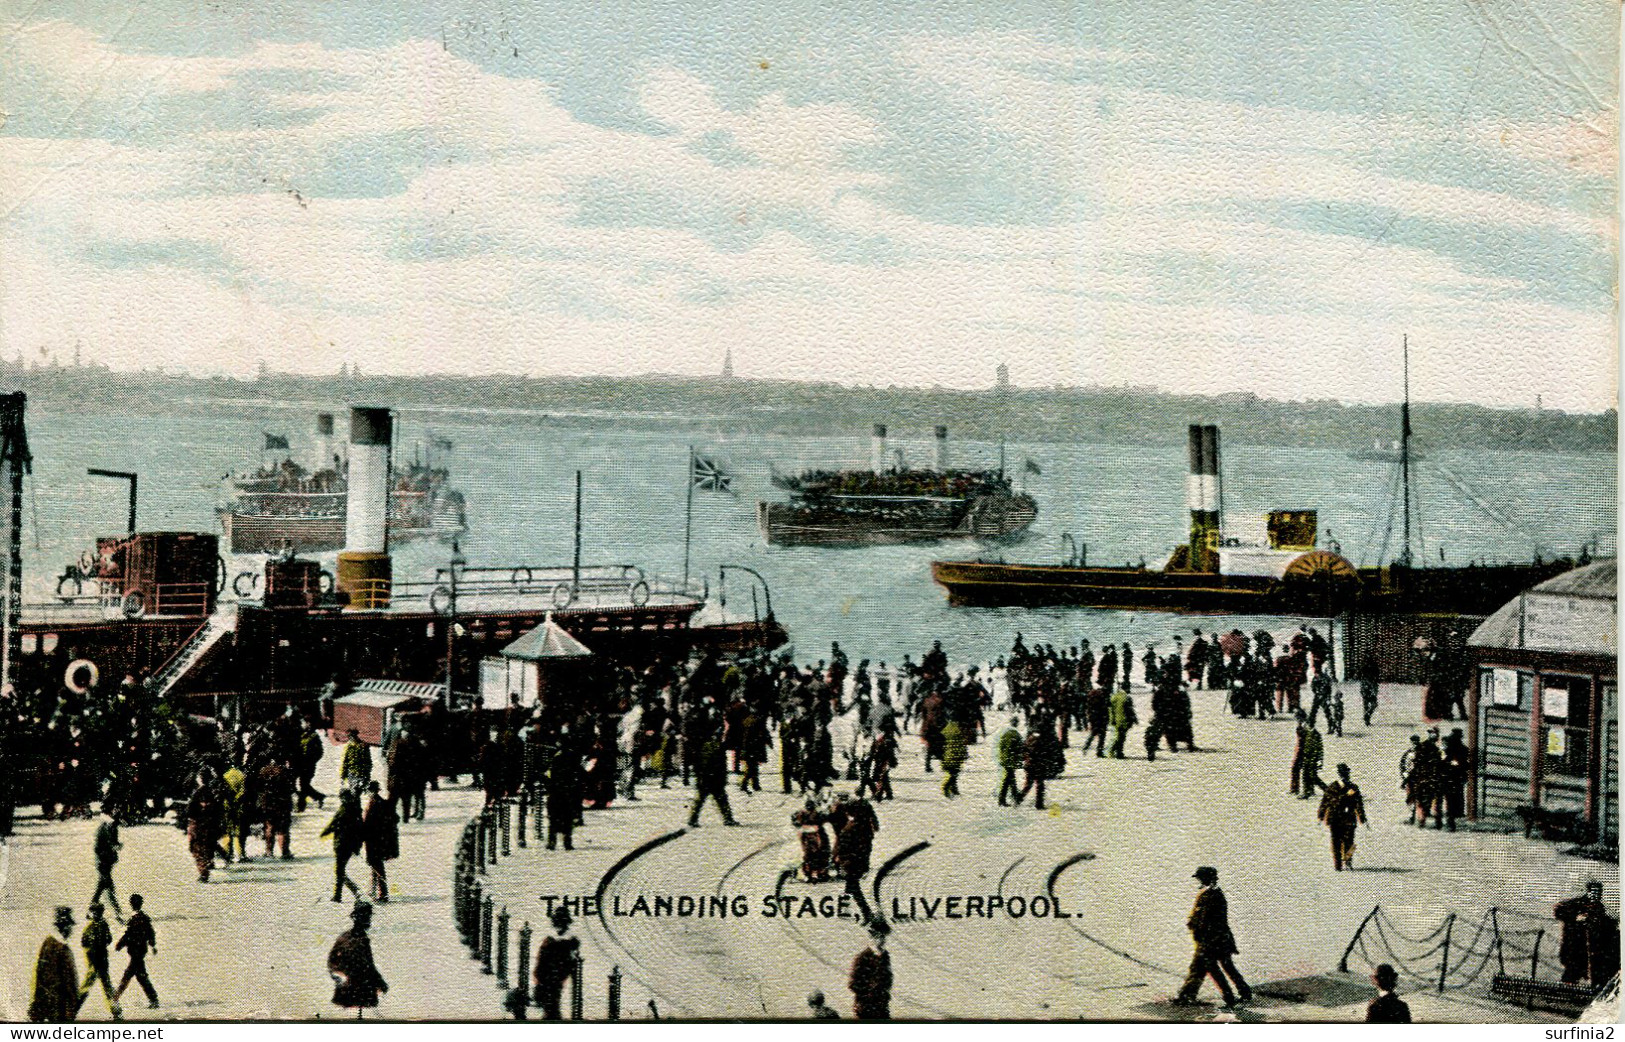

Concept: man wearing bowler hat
[[1173, 866, 1251, 1008]]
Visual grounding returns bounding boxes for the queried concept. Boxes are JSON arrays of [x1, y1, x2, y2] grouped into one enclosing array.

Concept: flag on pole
[[1023, 458, 1042, 476], [264, 433, 290, 451], [690, 454, 733, 492]]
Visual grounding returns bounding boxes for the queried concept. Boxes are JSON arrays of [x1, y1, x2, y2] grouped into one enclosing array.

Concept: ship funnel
[[1186, 424, 1222, 571], [337, 407, 392, 608], [871, 424, 888, 474], [933, 426, 949, 472], [314, 412, 335, 472]]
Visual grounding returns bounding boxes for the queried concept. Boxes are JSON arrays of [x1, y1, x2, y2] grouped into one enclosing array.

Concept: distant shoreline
[[14, 366, 1616, 454]]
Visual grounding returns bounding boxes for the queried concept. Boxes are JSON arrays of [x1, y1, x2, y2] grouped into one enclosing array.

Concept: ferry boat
[[932, 384, 1578, 617], [218, 413, 466, 553], [6, 403, 784, 717], [758, 425, 1037, 547]]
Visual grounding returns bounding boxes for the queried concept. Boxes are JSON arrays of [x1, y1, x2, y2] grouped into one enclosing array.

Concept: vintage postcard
[[0, 0, 1617, 1029]]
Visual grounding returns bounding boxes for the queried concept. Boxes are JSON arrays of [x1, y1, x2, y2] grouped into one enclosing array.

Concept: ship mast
[[1399, 335, 1412, 567]]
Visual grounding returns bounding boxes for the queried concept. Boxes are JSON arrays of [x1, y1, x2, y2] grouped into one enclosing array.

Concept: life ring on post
[[233, 571, 260, 598], [628, 580, 651, 607], [429, 584, 453, 615], [551, 582, 575, 609], [77, 550, 95, 574], [64, 658, 99, 695], [214, 556, 227, 595], [121, 589, 146, 619], [510, 567, 533, 588]]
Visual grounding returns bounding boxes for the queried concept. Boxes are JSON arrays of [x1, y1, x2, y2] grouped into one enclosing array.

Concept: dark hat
[[350, 901, 373, 922], [1193, 866, 1219, 883], [54, 906, 74, 925], [1373, 963, 1399, 988], [866, 917, 891, 939], [549, 906, 574, 929]]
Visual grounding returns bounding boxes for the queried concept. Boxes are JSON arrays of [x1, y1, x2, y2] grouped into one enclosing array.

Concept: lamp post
[[443, 540, 466, 708]]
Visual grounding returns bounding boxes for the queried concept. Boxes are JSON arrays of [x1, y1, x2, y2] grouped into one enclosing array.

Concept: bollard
[[570, 955, 584, 1020], [535, 788, 546, 840], [516, 921, 533, 1007], [496, 906, 511, 989], [607, 964, 621, 1020], [458, 868, 475, 945], [501, 800, 512, 857], [476, 815, 488, 875], [468, 880, 483, 955], [517, 791, 528, 849], [486, 808, 499, 866], [481, 895, 495, 974]]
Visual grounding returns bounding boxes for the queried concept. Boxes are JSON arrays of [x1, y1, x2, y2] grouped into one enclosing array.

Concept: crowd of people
[[13, 618, 1610, 1023]]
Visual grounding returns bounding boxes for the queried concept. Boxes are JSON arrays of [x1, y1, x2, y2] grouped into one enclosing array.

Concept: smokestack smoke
[[871, 424, 888, 474], [934, 426, 949, 472]]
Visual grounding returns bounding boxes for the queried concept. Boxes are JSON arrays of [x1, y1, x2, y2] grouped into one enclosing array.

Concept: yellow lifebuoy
[[64, 658, 99, 695]]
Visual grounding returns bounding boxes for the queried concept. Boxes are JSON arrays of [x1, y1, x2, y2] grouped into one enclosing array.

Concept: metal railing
[[389, 563, 706, 614], [26, 580, 212, 621]]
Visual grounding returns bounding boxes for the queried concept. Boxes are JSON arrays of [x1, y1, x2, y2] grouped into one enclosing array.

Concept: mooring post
[[516, 921, 533, 1007], [607, 964, 621, 1021], [517, 791, 528, 848], [570, 956, 584, 1020], [481, 895, 494, 974], [1490, 908, 1506, 977], [496, 906, 510, 989], [468, 880, 483, 956]]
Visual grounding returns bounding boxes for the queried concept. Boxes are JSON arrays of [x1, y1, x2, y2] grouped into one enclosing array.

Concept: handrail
[[718, 564, 774, 621]]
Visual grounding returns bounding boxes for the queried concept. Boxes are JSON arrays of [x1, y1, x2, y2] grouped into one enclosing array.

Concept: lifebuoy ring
[[55, 573, 82, 601], [551, 582, 574, 609], [319, 569, 335, 594], [121, 590, 145, 618], [428, 584, 453, 615], [628, 580, 650, 607], [232, 571, 260, 598], [214, 556, 227, 595], [510, 566, 533, 588], [77, 550, 95, 574], [64, 658, 99, 695]]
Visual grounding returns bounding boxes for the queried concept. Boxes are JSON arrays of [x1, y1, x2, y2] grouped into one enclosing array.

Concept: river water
[[27, 397, 1616, 666]]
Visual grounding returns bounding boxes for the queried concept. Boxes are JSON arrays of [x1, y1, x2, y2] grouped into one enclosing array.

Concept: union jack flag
[[690, 454, 733, 493]]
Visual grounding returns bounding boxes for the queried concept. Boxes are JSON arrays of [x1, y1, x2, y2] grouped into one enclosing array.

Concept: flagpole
[[683, 445, 694, 587]]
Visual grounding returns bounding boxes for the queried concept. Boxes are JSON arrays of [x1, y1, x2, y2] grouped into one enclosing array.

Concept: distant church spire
[[722, 347, 735, 380]]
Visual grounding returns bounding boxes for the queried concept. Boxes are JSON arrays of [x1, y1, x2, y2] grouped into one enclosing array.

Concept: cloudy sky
[[0, 0, 1616, 408]]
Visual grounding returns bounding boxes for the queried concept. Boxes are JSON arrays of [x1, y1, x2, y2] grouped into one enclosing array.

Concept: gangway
[[148, 604, 238, 698]]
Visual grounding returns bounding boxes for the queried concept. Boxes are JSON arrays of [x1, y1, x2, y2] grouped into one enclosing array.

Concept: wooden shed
[[330, 679, 441, 746], [1467, 560, 1617, 845]]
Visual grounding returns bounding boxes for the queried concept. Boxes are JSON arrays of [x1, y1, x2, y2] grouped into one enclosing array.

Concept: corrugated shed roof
[[1468, 559, 1617, 657], [500, 617, 594, 661]]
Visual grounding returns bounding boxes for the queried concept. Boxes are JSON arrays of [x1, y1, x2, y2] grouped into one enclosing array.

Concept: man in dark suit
[[1173, 866, 1252, 1007], [848, 918, 893, 1020], [1365, 964, 1411, 1022]]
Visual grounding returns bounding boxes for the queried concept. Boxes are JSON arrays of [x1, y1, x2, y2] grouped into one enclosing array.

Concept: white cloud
[[0, 21, 1613, 411]]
